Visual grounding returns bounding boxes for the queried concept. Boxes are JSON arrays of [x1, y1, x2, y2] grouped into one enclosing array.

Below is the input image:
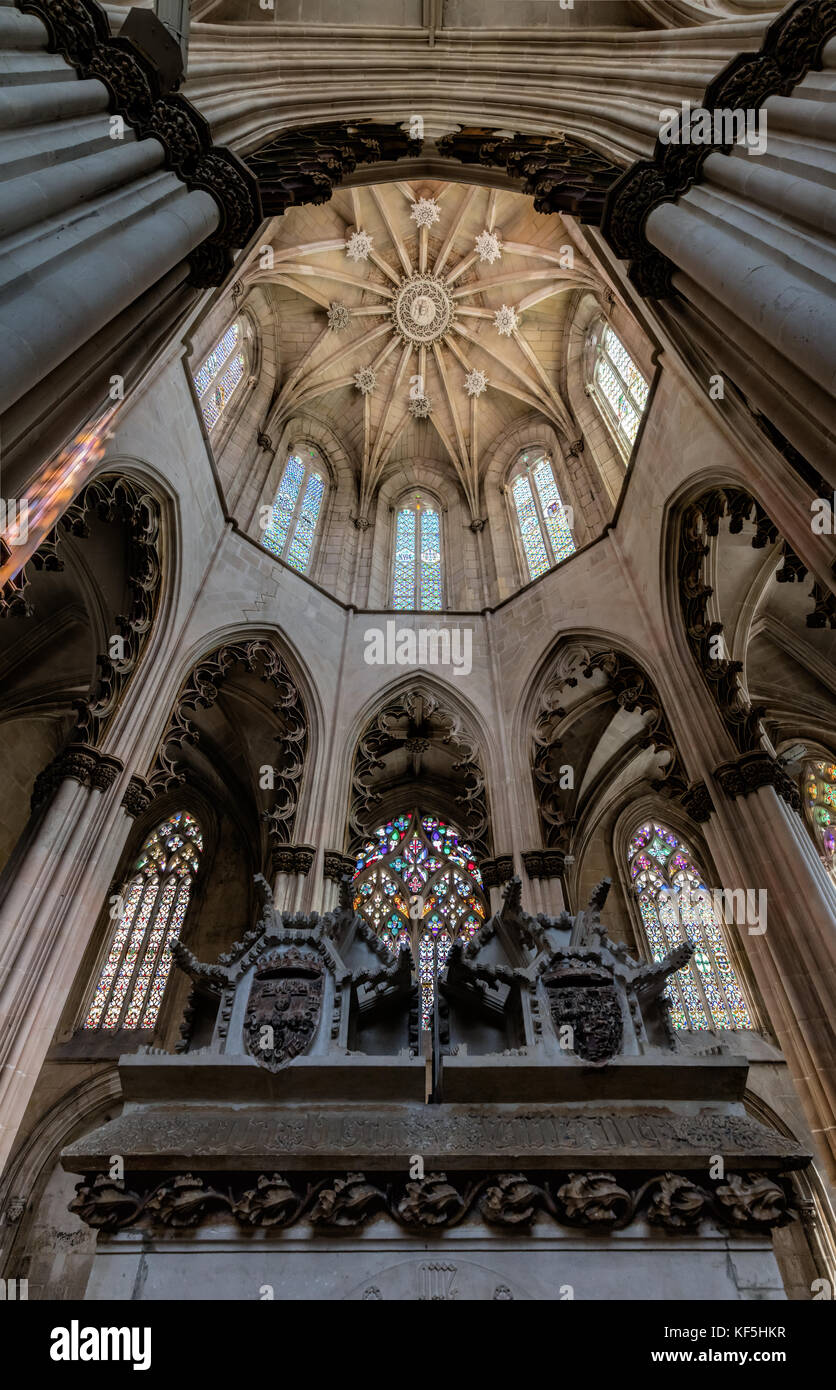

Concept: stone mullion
[[111, 875, 169, 1032], [85, 872, 144, 1031]]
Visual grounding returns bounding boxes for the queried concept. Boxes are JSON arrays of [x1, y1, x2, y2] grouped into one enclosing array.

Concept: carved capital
[[678, 780, 715, 823], [480, 854, 514, 889], [121, 774, 155, 819], [522, 849, 567, 880], [714, 751, 802, 812], [323, 850, 355, 883]]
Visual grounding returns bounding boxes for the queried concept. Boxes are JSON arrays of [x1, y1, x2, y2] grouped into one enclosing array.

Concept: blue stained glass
[[595, 325, 649, 448], [286, 470, 325, 573], [533, 460, 575, 563], [393, 508, 416, 609], [201, 351, 245, 429], [193, 324, 239, 398], [512, 474, 549, 580], [263, 455, 305, 557], [419, 509, 442, 610]]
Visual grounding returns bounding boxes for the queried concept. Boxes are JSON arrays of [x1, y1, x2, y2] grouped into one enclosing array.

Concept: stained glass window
[[391, 497, 443, 610], [592, 325, 649, 451], [84, 812, 203, 1032], [352, 810, 486, 1027], [626, 820, 752, 1031], [262, 448, 327, 575], [193, 321, 247, 430], [802, 758, 836, 881], [510, 453, 575, 582]]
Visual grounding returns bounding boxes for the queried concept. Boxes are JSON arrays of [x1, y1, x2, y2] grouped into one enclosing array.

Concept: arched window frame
[[192, 315, 255, 438], [505, 449, 576, 585], [801, 756, 836, 884], [261, 444, 330, 577], [586, 320, 649, 459], [351, 810, 488, 1026], [82, 811, 203, 1033], [621, 816, 756, 1033], [390, 492, 445, 612]]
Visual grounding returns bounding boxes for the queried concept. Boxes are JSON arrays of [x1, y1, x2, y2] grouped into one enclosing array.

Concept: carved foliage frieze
[[69, 1167, 794, 1234]]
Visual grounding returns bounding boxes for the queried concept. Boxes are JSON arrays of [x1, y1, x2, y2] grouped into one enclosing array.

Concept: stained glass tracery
[[84, 812, 203, 1032], [626, 820, 752, 1032], [262, 449, 327, 574], [803, 758, 836, 877], [592, 325, 649, 450], [392, 498, 443, 610], [510, 453, 575, 582], [193, 321, 246, 430], [353, 811, 486, 1025]]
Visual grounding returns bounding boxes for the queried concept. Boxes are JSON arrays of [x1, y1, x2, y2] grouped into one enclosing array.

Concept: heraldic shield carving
[[544, 963, 623, 1064], [244, 949, 324, 1071]]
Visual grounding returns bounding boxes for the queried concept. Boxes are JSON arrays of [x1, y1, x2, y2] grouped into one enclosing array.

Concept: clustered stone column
[[0, 746, 133, 1172], [0, 0, 260, 498], [602, 6, 836, 477]]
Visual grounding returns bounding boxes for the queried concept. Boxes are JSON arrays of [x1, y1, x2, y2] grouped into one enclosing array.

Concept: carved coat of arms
[[544, 963, 623, 1064], [244, 949, 324, 1071]]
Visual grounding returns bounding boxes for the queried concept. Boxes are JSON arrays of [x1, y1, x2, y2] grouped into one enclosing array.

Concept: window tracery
[[392, 496, 443, 610], [626, 819, 752, 1031], [262, 447, 327, 574], [802, 758, 836, 879], [352, 811, 486, 1026], [193, 320, 248, 430], [590, 324, 649, 451], [84, 812, 203, 1031], [508, 451, 575, 582]]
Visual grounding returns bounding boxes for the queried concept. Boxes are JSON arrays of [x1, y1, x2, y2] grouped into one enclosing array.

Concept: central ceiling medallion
[[392, 274, 456, 346]]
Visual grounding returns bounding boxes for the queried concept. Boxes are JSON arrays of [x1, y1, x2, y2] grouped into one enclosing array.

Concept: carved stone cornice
[[270, 843, 316, 877], [15, 0, 261, 286], [601, 0, 836, 298], [244, 120, 421, 218], [479, 854, 514, 889], [435, 129, 622, 224], [714, 752, 802, 813], [323, 851, 355, 883], [121, 774, 155, 819], [521, 849, 568, 881], [30, 744, 123, 812], [67, 1166, 796, 1234]]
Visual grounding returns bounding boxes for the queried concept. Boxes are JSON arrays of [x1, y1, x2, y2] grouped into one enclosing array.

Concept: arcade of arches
[[0, 0, 835, 1304]]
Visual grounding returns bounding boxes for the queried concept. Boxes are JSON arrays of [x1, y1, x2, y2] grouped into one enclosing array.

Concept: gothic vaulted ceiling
[[246, 179, 606, 517]]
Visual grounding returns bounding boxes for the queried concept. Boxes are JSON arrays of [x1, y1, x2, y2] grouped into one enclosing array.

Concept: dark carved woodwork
[[601, 0, 836, 298], [69, 1167, 794, 1233], [14, 0, 261, 285], [435, 128, 622, 224], [147, 638, 308, 844], [244, 120, 421, 218]]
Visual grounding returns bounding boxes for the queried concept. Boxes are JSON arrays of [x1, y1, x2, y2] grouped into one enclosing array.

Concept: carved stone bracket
[[601, 0, 836, 298], [480, 854, 514, 889], [69, 1167, 796, 1234], [15, 0, 262, 285], [436, 129, 622, 224], [714, 752, 802, 813], [31, 745, 123, 812], [147, 639, 308, 846]]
